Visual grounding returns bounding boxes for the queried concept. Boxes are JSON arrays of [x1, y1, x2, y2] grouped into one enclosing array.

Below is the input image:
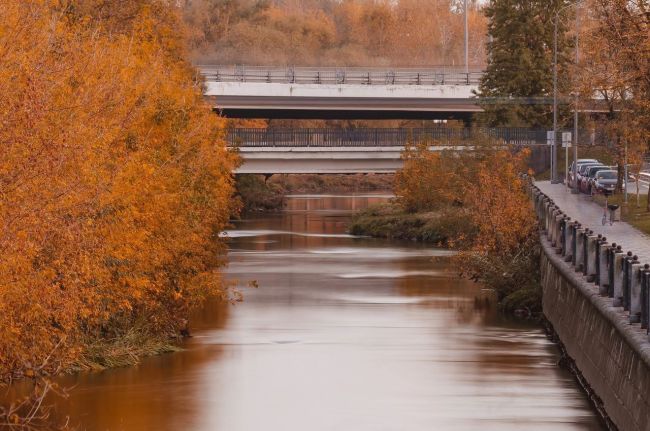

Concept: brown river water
[[6, 194, 603, 430]]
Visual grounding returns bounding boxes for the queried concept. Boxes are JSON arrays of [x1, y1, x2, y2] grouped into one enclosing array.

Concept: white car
[[569, 159, 599, 186]]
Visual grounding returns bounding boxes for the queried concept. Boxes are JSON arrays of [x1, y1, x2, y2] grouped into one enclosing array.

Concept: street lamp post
[[572, 8, 580, 192], [464, 0, 469, 75], [552, 13, 559, 183], [553, 0, 582, 185]]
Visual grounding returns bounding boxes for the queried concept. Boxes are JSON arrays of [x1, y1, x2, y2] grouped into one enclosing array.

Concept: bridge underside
[[235, 147, 405, 174], [212, 96, 479, 120]]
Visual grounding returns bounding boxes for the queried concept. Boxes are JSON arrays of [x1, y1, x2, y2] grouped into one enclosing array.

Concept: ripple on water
[[221, 229, 361, 239]]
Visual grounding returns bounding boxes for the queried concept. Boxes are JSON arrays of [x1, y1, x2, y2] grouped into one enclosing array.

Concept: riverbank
[[350, 200, 543, 315], [235, 173, 394, 212], [349, 202, 474, 245]]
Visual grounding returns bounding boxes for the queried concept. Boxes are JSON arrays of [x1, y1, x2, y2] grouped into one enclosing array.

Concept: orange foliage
[[396, 143, 536, 254], [463, 149, 537, 255], [0, 1, 238, 381], [183, 0, 488, 67], [395, 143, 470, 212], [395, 141, 540, 303]]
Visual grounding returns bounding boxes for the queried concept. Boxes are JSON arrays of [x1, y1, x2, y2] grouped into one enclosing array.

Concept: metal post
[[552, 12, 559, 184], [572, 6, 580, 192], [623, 139, 624, 204], [565, 137, 569, 190], [464, 0, 469, 75]]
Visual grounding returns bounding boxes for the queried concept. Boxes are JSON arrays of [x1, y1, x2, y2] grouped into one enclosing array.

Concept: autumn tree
[[0, 0, 238, 383], [477, 0, 574, 127], [577, 0, 649, 201], [395, 139, 541, 310], [182, 0, 488, 67]]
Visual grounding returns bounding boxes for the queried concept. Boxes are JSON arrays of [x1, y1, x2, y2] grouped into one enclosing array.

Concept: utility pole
[[554, 0, 584, 186], [572, 6, 580, 192], [552, 13, 559, 183], [464, 0, 469, 74]]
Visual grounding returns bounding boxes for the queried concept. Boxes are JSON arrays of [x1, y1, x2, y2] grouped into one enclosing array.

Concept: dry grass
[[76, 325, 180, 371], [593, 192, 650, 235]]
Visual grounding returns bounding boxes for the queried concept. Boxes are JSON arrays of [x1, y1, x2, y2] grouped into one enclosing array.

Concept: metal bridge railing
[[200, 65, 484, 86], [227, 128, 594, 147]]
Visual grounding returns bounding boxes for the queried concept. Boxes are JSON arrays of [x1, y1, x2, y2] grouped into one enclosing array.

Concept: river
[[12, 194, 602, 430]]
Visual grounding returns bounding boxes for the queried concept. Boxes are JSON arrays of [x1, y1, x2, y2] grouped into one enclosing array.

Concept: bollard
[[553, 212, 563, 250], [623, 252, 634, 311], [585, 232, 598, 280], [559, 217, 565, 254], [571, 223, 580, 267], [575, 228, 585, 272], [547, 205, 557, 243], [608, 244, 619, 297], [562, 217, 572, 258], [564, 220, 574, 262], [642, 265, 650, 331], [595, 235, 602, 283], [582, 229, 592, 276], [535, 193, 544, 219], [629, 256, 642, 324], [613, 249, 626, 307], [549, 207, 557, 244], [598, 238, 609, 294]]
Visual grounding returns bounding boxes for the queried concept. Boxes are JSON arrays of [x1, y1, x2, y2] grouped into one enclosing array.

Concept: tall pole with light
[[552, 11, 559, 183], [464, 0, 469, 75], [572, 7, 580, 192], [553, 0, 583, 185]]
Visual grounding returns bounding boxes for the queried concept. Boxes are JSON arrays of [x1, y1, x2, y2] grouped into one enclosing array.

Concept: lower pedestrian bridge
[[228, 128, 578, 174]]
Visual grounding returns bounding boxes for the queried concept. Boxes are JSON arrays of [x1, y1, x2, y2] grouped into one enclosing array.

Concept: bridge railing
[[200, 65, 484, 86], [227, 128, 595, 147]]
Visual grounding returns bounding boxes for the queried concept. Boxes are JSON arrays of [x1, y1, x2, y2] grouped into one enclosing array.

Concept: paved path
[[536, 181, 650, 264]]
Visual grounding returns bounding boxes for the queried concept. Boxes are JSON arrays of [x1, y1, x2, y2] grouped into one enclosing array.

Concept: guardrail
[[227, 127, 585, 147], [200, 65, 484, 86], [529, 178, 650, 336]]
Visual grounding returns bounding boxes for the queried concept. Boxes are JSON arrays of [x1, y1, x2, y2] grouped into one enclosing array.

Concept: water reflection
[[6, 193, 602, 430]]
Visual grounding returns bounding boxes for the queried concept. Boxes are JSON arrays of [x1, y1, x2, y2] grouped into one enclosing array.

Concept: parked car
[[592, 170, 619, 194], [581, 165, 608, 193], [576, 162, 602, 189], [569, 159, 599, 186]]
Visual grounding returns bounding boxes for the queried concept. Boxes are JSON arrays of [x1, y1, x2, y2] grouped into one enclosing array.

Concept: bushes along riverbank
[[0, 1, 238, 391], [349, 143, 542, 314]]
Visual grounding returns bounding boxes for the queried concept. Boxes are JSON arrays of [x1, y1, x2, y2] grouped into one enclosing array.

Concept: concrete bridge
[[202, 66, 483, 121], [201, 65, 610, 122], [229, 127, 561, 174]]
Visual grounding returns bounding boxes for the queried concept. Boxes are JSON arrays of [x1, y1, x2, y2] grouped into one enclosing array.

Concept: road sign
[[547, 131, 555, 146], [562, 132, 572, 148]]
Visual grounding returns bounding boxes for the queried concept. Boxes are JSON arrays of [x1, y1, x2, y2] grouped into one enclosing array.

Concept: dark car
[[593, 170, 619, 194], [576, 163, 601, 188], [581, 165, 608, 194]]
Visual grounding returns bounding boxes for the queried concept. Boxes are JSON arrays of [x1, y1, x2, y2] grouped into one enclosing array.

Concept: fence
[[227, 127, 597, 147], [531, 179, 650, 334], [199, 65, 484, 86]]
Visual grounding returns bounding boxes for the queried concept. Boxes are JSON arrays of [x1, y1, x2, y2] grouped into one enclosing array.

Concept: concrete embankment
[[532, 182, 650, 431]]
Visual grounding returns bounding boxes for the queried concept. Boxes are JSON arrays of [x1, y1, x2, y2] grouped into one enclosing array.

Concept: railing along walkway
[[200, 65, 484, 86], [532, 180, 650, 332], [227, 128, 593, 147]]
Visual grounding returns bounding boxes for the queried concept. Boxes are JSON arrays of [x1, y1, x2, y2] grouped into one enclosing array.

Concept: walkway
[[536, 181, 650, 264]]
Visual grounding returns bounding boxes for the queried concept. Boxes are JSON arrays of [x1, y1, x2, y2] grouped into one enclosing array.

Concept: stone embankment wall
[[531, 183, 650, 431]]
